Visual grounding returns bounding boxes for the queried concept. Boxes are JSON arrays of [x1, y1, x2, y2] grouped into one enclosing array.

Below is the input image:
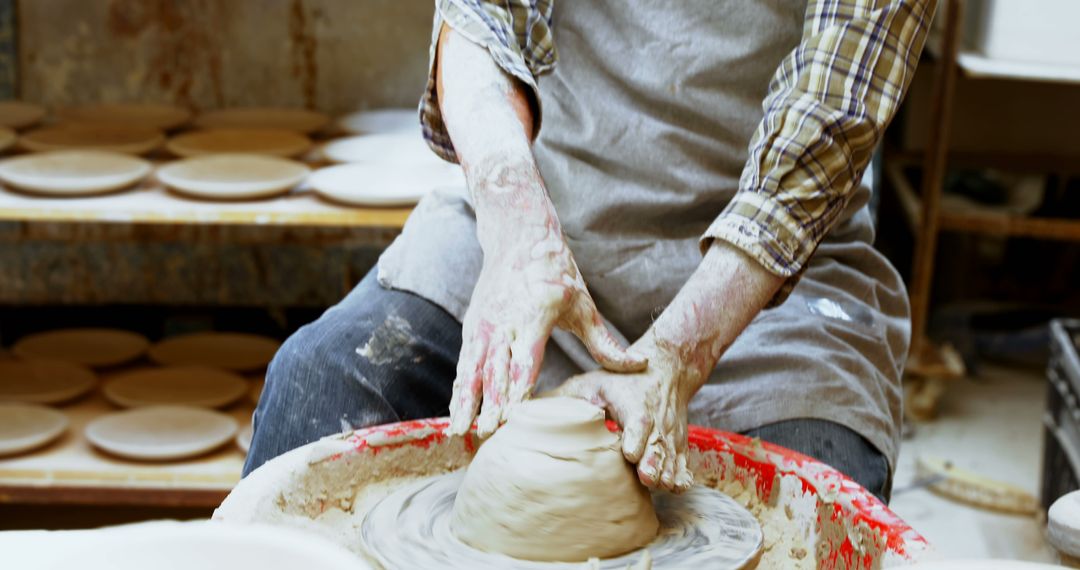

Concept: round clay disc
[[103, 366, 248, 409], [195, 107, 329, 134], [56, 103, 191, 130], [149, 332, 281, 371], [0, 151, 151, 196], [157, 154, 309, 200], [0, 403, 68, 457], [335, 108, 417, 135], [0, 360, 97, 404], [166, 128, 312, 158], [85, 405, 237, 461], [320, 133, 443, 166], [12, 328, 150, 368], [236, 423, 253, 454], [19, 124, 165, 155], [310, 162, 464, 207], [0, 100, 46, 129]]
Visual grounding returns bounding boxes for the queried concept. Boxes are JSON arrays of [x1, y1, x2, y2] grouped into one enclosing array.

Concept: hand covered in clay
[[449, 199, 647, 438], [554, 335, 701, 493]]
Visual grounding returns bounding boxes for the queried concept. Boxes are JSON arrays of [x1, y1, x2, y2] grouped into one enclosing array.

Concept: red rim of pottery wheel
[[328, 419, 929, 568]]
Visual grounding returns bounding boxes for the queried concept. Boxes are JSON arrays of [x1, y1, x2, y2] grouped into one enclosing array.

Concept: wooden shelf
[[0, 178, 413, 229], [925, 27, 1080, 85], [0, 378, 255, 508], [885, 159, 1080, 242]]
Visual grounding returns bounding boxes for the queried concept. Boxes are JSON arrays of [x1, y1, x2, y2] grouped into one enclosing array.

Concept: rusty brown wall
[[17, 0, 434, 114]]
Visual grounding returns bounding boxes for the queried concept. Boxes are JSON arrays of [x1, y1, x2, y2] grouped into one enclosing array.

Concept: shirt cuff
[[419, 1, 546, 164], [699, 191, 817, 306]]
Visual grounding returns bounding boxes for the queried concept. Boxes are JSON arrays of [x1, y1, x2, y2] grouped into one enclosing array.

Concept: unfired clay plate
[[166, 128, 312, 158], [0, 151, 151, 196], [0, 360, 97, 404], [195, 107, 329, 134], [56, 103, 191, 130], [0, 100, 46, 129], [335, 108, 417, 135], [310, 162, 465, 207], [12, 328, 150, 367], [0, 403, 68, 457], [103, 366, 248, 409], [149, 332, 281, 371], [236, 423, 253, 453], [85, 405, 237, 461], [321, 133, 443, 166], [19, 124, 165, 155], [157, 154, 309, 200]]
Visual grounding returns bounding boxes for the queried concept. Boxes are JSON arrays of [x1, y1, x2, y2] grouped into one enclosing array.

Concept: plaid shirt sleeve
[[419, 0, 556, 164], [701, 0, 936, 302]]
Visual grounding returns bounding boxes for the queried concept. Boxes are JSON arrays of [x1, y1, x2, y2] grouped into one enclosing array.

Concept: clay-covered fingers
[[506, 330, 546, 408], [566, 293, 647, 373], [476, 339, 511, 438], [447, 323, 489, 436]]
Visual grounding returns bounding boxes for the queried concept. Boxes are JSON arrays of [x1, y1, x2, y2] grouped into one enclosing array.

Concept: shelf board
[[956, 51, 1080, 85], [885, 159, 1080, 241], [0, 181, 413, 229], [924, 28, 1080, 85]]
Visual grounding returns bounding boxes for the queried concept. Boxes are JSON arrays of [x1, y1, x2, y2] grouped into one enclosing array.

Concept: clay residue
[[355, 314, 415, 366]]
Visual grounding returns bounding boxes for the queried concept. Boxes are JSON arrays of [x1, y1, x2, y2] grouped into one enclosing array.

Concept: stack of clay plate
[[194, 107, 330, 134], [166, 128, 312, 158], [0, 359, 98, 458], [157, 153, 310, 200], [102, 366, 248, 409], [0, 151, 151, 196], [18, 124, 165, 155], [86, 405, 238, 461], [12, 328, 150, 368], [0, 360, 97, 405], [74, 330, 279, 461]]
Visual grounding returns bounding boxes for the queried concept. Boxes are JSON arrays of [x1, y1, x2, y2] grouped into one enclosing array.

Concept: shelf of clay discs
[[0, 381, 255, 507], [0, 158, 412, 229]]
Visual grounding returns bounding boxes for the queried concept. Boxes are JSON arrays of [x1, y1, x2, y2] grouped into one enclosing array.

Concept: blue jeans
[[244, 268, 893, 502]]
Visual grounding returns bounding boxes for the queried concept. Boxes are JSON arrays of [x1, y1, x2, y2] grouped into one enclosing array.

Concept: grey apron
[[379, 0, 910, 467]]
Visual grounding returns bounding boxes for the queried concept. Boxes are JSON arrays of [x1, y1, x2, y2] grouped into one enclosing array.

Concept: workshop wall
[[17, 0, 433, 112]]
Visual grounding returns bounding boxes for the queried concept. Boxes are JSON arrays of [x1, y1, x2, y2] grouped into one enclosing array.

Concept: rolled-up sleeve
[[701, 0, 936, 302], [420, 0, 557, 163]]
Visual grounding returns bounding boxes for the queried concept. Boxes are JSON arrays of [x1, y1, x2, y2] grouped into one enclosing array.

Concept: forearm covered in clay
[[435, 24, 558, 253], [646, 241, 783, 390]]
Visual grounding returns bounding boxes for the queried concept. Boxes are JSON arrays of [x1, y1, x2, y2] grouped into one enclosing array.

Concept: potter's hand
[[449, 204, 647, 438], [556, 241, 786, 493], [554, 336, 696, 493]]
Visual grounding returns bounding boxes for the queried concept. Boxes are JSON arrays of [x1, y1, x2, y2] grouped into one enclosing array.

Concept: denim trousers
[[244, 268, 892, 502]]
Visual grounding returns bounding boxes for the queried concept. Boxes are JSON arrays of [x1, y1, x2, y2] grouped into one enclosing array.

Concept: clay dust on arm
[[435, 25, 646, 439]]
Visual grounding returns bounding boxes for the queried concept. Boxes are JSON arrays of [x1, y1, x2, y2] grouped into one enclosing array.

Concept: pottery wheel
[[360, 470, 762, 569]]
